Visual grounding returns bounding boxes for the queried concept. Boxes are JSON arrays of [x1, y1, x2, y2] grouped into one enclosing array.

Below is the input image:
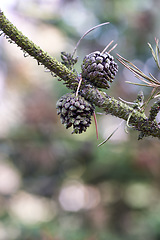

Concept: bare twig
[[72, 22, 109, 57]]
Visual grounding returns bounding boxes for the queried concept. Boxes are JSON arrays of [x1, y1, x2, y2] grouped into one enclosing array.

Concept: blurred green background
[[0, 0, 160, 239]]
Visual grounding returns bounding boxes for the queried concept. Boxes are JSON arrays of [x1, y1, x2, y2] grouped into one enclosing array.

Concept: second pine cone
[[81, 51, 118, 89]]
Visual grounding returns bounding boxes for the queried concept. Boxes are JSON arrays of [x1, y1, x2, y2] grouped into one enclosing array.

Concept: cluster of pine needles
[[117, 38, 160, 109]]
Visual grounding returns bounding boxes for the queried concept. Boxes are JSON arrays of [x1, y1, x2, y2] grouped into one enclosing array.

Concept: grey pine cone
[[56, 93, 95, 134], [81, 51, 118, 89], [61, 52, 78, 70]]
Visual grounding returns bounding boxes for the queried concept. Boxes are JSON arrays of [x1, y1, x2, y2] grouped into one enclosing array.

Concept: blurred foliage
[[0, 0, 160, 239]]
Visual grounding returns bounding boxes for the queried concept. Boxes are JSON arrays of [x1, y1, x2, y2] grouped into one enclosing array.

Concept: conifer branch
[[0, 9, 160, 139]]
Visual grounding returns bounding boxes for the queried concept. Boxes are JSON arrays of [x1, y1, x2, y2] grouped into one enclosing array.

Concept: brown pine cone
[[56, 93, 95, 134], [81, 51, 118, 89]]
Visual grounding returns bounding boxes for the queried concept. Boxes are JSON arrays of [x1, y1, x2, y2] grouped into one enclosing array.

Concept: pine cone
[[56, 93, 95, 134], [81, 51, 118, 89], [61, 52, 78, 70]]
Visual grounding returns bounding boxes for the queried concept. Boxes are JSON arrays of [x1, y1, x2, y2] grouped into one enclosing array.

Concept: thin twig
[[94, 112, 99, 140], [101, 40, 114, 54], [108, 43, 118, 53], [72, 22, 109, 57], [98, 120, 124, 147], [75, 76, 82, 97]]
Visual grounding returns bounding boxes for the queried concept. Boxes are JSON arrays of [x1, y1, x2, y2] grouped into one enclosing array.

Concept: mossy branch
[[0, 9, 160, 139]]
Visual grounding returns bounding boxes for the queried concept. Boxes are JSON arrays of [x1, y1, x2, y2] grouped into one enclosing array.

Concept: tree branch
[[0, 9, 160, 139]]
